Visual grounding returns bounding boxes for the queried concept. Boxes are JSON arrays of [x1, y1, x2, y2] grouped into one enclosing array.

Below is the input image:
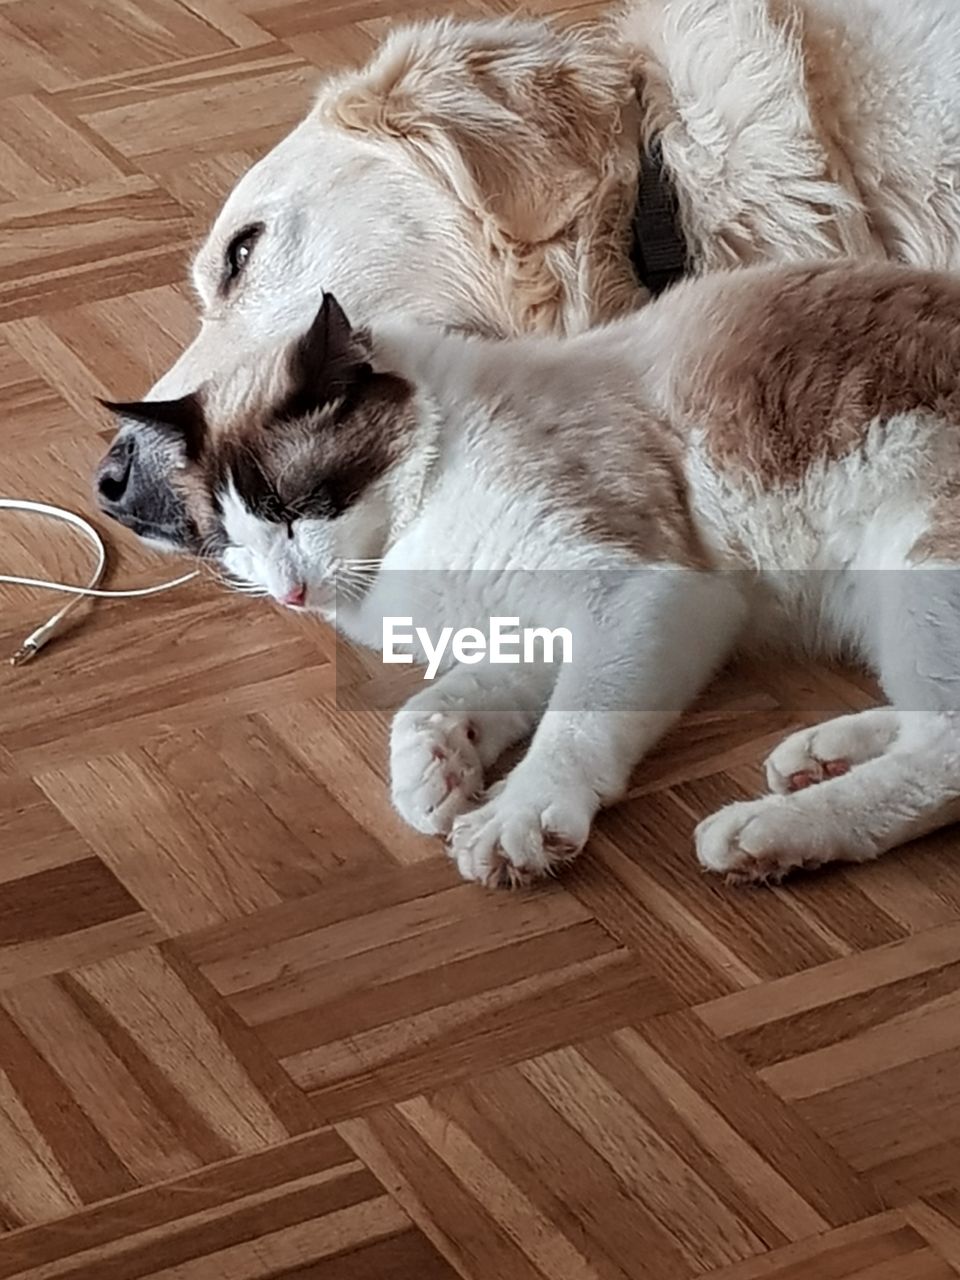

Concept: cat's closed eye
[[293, 490, 338, 521]]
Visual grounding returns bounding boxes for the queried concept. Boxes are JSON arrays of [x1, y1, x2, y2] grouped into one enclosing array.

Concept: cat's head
[[94, 294, 416, 612]]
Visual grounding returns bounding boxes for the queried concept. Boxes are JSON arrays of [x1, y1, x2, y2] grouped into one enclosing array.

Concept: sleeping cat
[[96, 262, 960, 888]]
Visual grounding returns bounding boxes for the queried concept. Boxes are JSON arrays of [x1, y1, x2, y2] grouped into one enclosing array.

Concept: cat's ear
[[301, 293, 355, 371], [280, 293, 371, 421], [98, 393, 207, 461]]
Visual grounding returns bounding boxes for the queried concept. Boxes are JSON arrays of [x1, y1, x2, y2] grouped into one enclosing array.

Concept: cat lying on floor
[[96, 261, 960, 888]]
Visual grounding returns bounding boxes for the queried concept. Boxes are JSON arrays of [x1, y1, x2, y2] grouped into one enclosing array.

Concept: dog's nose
[[95, 436, 135, 509]]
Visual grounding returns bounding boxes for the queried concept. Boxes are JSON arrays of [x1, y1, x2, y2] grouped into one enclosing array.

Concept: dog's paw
[[390, 710, 484, 836], [695, 796, 841, 886], [765, 708, 901, 794], [449, 776, 593, 889]]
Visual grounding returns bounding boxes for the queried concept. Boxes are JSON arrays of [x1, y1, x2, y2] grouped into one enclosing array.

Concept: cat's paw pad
[[765, 709, 900, 794], [695, 798, 831, 886], [449, 779, 592, 888], [390, 710, 483, 836]]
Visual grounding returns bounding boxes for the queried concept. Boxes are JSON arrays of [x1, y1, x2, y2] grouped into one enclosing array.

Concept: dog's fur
[[100, 0, 960, 544], [99, 264, 960, 887], [94, 0, 960, 885]]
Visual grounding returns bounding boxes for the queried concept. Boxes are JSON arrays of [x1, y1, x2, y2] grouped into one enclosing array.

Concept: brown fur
[[677, 264, 960, 486], [319, 20, 641, 335], [911, 477, 960, 564], [206, 372, 414, 528], [554, 418, 706, 566]]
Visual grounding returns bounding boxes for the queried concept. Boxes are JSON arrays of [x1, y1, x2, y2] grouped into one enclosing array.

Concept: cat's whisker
[[204, 565, 270, 598], [333, 571, 373, 603], [335, 570, 375, 590]]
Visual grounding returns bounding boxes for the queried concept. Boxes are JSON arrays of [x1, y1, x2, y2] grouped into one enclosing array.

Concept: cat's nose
[[281, 584, 306, 608]]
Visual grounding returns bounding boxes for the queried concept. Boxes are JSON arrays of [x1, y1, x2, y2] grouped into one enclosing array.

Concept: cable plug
[[9, 619, 58, 666]]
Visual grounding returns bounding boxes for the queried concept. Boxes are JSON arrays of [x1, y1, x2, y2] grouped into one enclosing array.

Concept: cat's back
[[668, 261, 960, 488]]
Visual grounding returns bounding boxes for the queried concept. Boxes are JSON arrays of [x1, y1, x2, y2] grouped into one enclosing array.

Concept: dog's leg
[[390, 662, 555, 836], [449, 569, 745, 887], [698, 564, 960, 884]]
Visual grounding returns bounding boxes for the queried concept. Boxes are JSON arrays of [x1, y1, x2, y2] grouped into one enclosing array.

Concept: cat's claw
[[449, 778, 591, 888], [390, 710, 484, 835]]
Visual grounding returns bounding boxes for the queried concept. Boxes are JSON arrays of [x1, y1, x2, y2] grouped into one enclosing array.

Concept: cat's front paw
[[695, 795, 870, 886], [449, 775, 594, 889], [390, 709, 484, 836]]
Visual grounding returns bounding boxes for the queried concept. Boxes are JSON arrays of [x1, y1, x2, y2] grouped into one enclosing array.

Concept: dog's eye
[[224, 224, 262, 284]]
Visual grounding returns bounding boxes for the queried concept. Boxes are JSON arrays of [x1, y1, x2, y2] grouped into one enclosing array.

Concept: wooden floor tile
[[180, 859, 677, 1120], [0, 177, 191, 322], [3, 0, 960, 1276], [0, 1128, 457, 1278], [59, 45, 315, 172]]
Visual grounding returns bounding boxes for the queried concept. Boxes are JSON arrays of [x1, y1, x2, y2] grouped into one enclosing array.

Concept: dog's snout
[[91, 429, 196, 552], [95, 436, 135, 509]]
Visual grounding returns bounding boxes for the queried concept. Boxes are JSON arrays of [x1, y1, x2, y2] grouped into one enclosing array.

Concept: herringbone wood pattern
[[2, 2, 960, 1276]]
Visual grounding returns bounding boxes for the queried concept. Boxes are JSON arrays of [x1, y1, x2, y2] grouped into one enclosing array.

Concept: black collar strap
[[631, 136, 688, 295]]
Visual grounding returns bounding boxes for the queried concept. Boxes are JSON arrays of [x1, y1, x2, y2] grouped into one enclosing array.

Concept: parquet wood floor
[[1, 2, 959, 1277]]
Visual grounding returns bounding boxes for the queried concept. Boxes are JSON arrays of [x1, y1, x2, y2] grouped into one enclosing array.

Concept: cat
[[97, 261, 960, 888]]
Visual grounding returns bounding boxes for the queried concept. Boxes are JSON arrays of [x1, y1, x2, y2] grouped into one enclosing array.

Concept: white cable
[[1, 498, 199, 666]]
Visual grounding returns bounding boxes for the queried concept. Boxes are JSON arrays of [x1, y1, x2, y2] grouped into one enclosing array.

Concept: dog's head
[[95, 16, 641, 552]]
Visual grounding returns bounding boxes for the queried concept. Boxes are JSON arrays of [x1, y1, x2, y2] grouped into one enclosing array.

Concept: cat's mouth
[[278, 584, 307, 609], [287, 580, 338, 614]]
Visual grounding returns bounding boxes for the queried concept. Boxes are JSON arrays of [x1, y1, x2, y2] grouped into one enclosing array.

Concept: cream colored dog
[[129, 0, 960, 408]]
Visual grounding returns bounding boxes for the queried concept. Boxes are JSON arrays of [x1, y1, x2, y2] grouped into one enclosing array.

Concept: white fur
[[618, 0, 960, 269], [219, 285, 960, 887]]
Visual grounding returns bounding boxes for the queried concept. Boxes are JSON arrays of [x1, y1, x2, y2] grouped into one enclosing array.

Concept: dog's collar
[[631, 136, 688, 295]]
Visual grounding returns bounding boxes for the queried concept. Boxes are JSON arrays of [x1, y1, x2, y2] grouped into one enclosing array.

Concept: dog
[[98, 0, 960, 545]]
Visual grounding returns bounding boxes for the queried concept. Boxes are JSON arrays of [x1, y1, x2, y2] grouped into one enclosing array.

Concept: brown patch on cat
[[678, 264, 960, 487], [576, 442, 705, 565], [545, 407, 705, 567], [168, 464, 218, 547], [208, 369, 415, 526], [910, 481, 960, 565]]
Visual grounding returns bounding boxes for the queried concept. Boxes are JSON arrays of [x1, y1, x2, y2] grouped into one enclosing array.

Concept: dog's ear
[[319, 19, 633, 246], [99, 393, 207, 461]]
